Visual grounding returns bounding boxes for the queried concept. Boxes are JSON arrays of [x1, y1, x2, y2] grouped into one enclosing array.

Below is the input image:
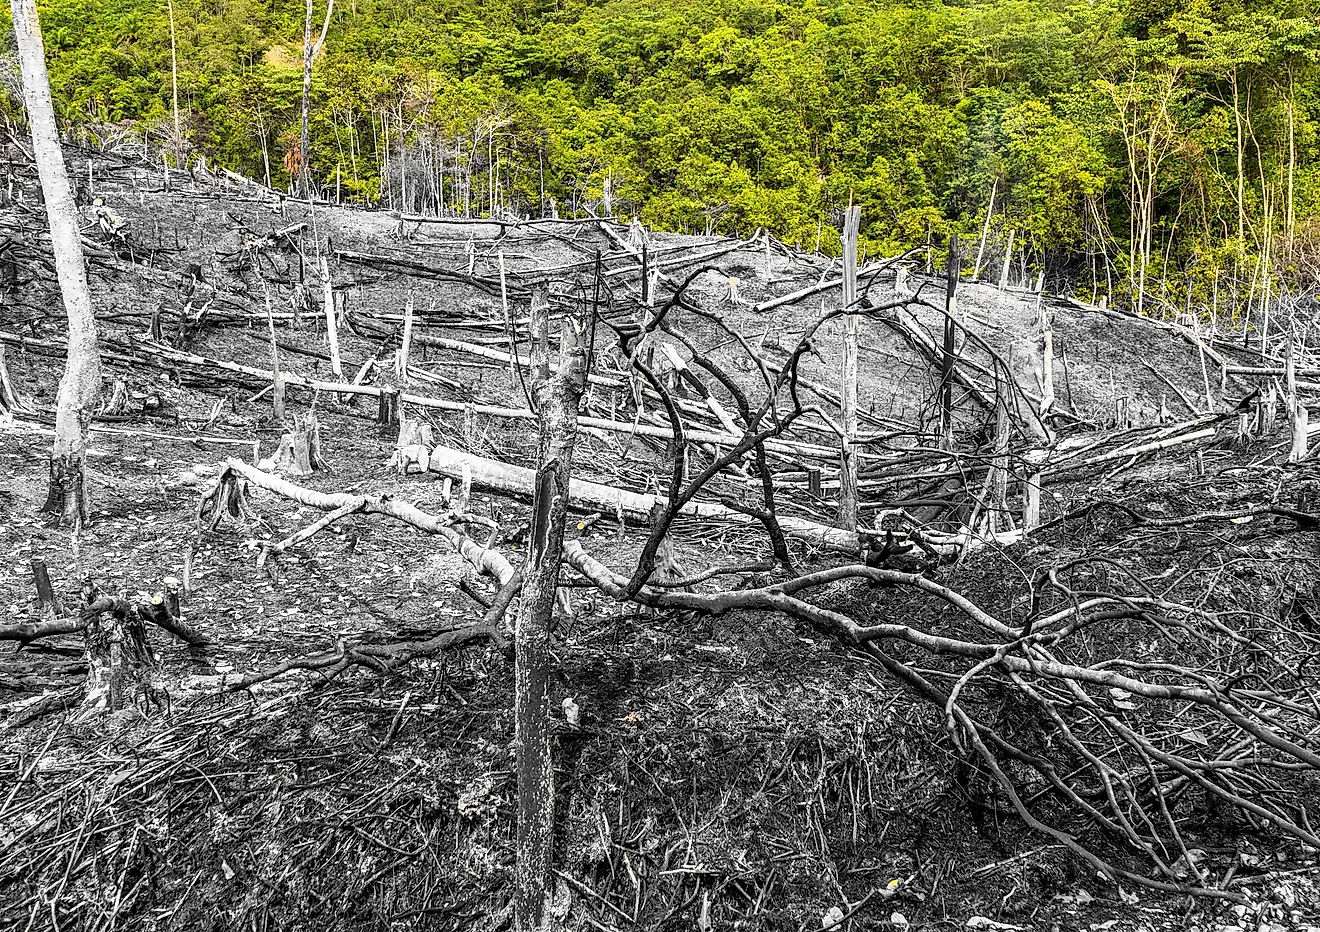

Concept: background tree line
[[3, 0, 1319, 318]]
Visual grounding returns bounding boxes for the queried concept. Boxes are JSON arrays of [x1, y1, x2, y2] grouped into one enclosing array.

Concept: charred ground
[[2, 148, 1320, 931]]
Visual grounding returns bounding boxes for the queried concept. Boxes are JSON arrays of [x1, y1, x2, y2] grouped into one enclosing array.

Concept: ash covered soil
[[3, 149, 1320, 931]]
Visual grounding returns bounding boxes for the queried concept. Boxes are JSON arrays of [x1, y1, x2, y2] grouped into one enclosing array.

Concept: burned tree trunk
[[77, 582, 205, 717], [80, 584, 158, 717], [514, 286, 588, 932], [12, 0, 103, 527], [939, 235, 959, 450]]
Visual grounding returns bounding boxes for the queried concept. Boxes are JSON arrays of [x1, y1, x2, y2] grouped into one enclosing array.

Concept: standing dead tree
[[514, 284, 589, 932], [299, 0, 334, 199], [838, 206, 861, 533], [10, 0, 103, 526]]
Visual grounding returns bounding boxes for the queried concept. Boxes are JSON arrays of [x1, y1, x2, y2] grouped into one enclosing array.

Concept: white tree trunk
[[11, 0, 102, 526], [838, 206, 860, 532], [299, 0, 333, 199]]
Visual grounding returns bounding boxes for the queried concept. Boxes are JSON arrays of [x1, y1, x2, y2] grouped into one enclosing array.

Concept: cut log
[[426, 444, 861, 553]]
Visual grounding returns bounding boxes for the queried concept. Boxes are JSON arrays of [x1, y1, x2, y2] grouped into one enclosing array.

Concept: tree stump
[[30, 558, 61, 622], [390, 414, 433, 474], [79, 583, 160, 718], [262, 410, 323, 476], [378, 385, 400, 438], [42, 452, 90, 529], [102, 378, 130, 415]]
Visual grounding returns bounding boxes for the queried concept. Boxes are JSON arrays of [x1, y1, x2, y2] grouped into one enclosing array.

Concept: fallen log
[[209, 459, 516, 584], [426, 443, 861, 553], [335, 248, 523, 297], [753, 257, 905, 314], [115, 340, 844, 458], [882, 305, 994, 410]]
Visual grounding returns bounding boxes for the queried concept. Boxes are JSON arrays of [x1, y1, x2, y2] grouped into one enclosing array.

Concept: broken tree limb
[[657, 341, 743, 438], [888, 301, 995, 413], [1, 584, 207, 648], [207, 458, 514, 584], [752, 257, 902, 314], [0, 615, 82, 644], [426, 443, 861, 553]]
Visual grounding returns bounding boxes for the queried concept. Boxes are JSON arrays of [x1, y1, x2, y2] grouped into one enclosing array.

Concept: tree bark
[[12, 0, 103, 527], [838, 206, 860, 533], [514, 287, 588, 932], [939, 235, 959, 450], [425, 444, 862, 552], [166, 0, 182, 166], [299, 0, 333, 199]]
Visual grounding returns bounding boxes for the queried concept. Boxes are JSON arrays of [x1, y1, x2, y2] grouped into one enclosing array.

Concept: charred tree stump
[[390, 413, 433, 474], [79, 583, 159, 718], [263, 410, 323, 476], [198, 468, 257, 531], [378, 384, 400, 438], [31, 558, 61, 622], [42, 453, 90, 528]]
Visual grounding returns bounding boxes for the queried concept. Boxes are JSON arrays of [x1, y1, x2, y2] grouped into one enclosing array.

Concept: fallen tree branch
[[203, 459, 516, 584], [426, 444, 861, 553]]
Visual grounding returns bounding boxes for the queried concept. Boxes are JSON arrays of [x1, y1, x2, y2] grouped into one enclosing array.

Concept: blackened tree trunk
[[514, 284, 588, 932], [11, 0, 103, 527]]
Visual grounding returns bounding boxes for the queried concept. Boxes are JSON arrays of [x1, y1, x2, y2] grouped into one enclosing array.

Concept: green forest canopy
[[5, 0, 1320, 312]]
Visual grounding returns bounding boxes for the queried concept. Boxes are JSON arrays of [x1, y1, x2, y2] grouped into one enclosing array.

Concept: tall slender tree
[[10, 0, 103, 527], [299, 0, 334, 199], [837, 206, 860, 532]]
